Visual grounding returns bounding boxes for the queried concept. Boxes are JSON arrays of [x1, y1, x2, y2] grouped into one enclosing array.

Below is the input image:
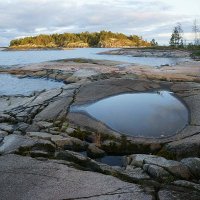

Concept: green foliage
[[191, 50, 200, 59], [169, 23, 184, 48], [156, 149, 176, 160], [150, 38, 158, 47], [9, 31, 152, 48]]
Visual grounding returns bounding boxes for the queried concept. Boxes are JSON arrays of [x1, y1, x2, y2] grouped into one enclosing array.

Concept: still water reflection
[[71, 91, 189, 138]]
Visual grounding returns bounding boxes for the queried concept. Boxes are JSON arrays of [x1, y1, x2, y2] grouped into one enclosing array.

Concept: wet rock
[[29, 150, 51, 158], [181, 157, 200, 179], [0, 154, 153, 200], [56, 151, 128, 182], [87, 144, 106, 158], [56, 150, 89, 166], [0, 123, 14, 133]]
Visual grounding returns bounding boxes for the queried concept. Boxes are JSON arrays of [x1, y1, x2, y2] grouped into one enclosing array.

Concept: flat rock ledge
[[0, 58, 200, 199]]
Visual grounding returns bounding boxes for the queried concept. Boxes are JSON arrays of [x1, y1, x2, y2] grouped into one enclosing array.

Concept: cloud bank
[[0, 0, 200, 46]]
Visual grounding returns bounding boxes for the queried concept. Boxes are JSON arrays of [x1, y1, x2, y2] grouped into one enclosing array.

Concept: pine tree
[[150, 39, 158, 46]]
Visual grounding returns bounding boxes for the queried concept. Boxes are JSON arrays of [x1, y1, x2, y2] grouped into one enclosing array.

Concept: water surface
[[80, 151, 124, 167], [95, 155, 124, 167], [0, 74, 64, 95], [71, 91, 189, 138], [0, 48, 188, 67]]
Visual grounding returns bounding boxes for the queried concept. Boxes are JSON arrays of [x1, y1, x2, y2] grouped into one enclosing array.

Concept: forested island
[[9, 31, 156, 49]]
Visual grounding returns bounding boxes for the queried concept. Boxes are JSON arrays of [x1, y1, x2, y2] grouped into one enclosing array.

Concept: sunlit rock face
[[71, 91, 189, 138]]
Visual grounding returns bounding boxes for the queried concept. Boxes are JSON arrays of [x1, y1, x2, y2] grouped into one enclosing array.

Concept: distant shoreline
[[3, 47, 74, 51]]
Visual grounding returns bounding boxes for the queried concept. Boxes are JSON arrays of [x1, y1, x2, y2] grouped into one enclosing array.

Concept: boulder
[[36, 121, 53, 129], [0, 134, 55, 156], [0, 130, 8, 137], [158, 185, 200, 200], [126, 154, 191, 180], [0, 123, 14, 133], [161, 133, 200, 159], [16, 122, 29, 132], [0, 113, 16, 123], [127, 154, 158, 167], [143, 156, 192, 180], [181, 157, 200, 179], [143, 164, 172, 182], [27, 132, 53, 140], [87, 144, 106, 158], [51, 135, 88, 151], [173, 180, 200, 192], [123, 166, 150, 181]]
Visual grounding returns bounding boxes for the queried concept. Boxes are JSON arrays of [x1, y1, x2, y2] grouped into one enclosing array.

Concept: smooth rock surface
[[51, 135, 88, 151], [143, 156, 191, 180], [0, 154, 153, 200], [0, 134, 55, 155], [143, 164, 171, 181], [158, 186, 200, 200], [162, 134, 200, 159]]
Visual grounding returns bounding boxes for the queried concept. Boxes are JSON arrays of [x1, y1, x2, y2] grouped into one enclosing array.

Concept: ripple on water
[[71, 91, 189, 138]]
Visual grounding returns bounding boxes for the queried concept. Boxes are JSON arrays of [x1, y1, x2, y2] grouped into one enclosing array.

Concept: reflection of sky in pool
[[0, 74, 64, 95], [71, 91, 189, 138]]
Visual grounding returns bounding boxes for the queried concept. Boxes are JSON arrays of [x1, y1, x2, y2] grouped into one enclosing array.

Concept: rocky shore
[[0, 57, 200, 199], [100, 48, 191, 58]]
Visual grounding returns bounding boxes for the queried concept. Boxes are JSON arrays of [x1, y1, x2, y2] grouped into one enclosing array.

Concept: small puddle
[[80, 151, 124, 167], [71, 91, 189, 138], [95, 155, 124, 167], [0, 74, 64, 95]]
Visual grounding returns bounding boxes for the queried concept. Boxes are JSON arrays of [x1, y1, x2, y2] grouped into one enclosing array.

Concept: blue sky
[[0, 0, 200, 46]]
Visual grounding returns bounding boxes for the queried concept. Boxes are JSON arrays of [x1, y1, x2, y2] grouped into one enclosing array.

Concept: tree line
[[9, 31, 157, 48], [169, 19, 200, 49]]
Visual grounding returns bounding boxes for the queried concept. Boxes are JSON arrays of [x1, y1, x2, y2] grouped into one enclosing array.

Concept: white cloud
[[0, 0, 199, 46]]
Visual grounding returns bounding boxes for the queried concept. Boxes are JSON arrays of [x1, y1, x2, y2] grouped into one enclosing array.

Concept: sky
[[0, 0, 200, 46]]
